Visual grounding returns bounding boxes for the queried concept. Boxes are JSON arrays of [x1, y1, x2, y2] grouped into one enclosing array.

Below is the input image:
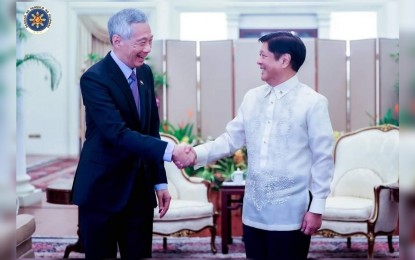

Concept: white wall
[[377, 0, 399, 38], [19, 2, 78, 156], [400, 0, 415, 31], [239, 14, 318, 29]]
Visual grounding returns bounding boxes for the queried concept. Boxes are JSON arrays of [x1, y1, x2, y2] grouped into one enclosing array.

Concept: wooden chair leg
[[163, 237, 167, 250], [209, 226, 217, 254], [347, 237, 351, 248], [387, 235, 395, 253], [367, 234, 375, 258]]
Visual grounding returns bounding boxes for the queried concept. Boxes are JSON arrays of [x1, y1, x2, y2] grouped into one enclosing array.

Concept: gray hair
[[107, 8, 148, 45]]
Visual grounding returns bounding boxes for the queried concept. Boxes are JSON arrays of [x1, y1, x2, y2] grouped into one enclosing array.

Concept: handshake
[[172, 144, 197, 169]]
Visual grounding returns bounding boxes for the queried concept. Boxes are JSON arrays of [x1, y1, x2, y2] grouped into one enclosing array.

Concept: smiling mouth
[[137, 55, 146, 60]]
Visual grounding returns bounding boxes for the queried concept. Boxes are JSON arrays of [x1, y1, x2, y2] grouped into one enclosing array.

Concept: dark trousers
[[79, 203, 154, 259], [243, 224, 311, 260]]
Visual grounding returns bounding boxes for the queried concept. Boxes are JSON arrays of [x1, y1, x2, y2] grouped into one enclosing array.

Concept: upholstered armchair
[[0, 214, 36, 259], [153, 133, 218, 253], [317, 125, 399, 258]]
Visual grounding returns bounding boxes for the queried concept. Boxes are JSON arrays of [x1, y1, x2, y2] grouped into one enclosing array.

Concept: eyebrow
[[137, 35, 153, 41]]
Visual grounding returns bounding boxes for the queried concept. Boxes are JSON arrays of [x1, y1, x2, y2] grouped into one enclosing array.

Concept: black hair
[[258, 31, 306, 72]]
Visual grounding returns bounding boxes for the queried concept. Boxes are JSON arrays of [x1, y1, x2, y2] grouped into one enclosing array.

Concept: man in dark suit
[[71, 8, 194, 259]]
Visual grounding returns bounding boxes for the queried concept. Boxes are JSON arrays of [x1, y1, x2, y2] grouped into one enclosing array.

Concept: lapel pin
[[139, 80, 144, 85]]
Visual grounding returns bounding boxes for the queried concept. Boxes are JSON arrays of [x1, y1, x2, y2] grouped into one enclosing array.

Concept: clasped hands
[[172, 144, 196, 169]]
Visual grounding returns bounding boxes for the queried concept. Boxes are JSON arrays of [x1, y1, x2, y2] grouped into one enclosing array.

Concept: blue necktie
[[128, 70, 140, 116]]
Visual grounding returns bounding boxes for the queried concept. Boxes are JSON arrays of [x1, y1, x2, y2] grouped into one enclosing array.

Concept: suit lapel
[[104, 53, 141, 125]]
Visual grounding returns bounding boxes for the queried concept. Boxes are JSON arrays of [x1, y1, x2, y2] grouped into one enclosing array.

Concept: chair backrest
[[330, 125, 399, 200]]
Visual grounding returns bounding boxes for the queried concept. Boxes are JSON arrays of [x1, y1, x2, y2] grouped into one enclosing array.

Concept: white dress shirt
[[194, 75, 334, 231]]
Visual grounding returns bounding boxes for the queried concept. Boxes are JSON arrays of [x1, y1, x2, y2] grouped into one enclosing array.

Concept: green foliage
[[144, 57, 167, 90], [17, 53, 62, 91], [153, 72, 166, 90], [16, 9, 28, 43], [186, 147, 247, 190], [378, 108, 399, 126], [86, 53, 103, 66], [159, 120, 196, 144]]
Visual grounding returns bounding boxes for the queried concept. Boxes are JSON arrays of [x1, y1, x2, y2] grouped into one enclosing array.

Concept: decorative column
[[16, 34, 42, 207]]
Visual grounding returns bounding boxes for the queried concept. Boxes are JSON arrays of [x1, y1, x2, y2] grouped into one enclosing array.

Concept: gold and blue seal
[[23, 6, 52, 34]]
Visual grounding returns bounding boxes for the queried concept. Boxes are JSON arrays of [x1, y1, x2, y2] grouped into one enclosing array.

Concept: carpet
[[33, 235, 399, 259], [28, 157, 78, 191]]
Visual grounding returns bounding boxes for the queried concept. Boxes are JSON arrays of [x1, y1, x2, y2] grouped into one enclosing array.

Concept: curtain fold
[[79, 16, 110, 44]]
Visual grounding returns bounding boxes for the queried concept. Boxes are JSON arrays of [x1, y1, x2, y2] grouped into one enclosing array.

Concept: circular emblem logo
[[23, 6, 52, 34]]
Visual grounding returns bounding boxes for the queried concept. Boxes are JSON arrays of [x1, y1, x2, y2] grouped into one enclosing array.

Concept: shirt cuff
[[194, 145, 208, 169], [163, 142, 175, 162], [154, 183, 168, 191], [308, 198, 326, 215]]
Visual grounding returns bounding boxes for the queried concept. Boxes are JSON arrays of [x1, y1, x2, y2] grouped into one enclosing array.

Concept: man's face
[[257, 42, 287, 86], [115, 23, 153, 68]]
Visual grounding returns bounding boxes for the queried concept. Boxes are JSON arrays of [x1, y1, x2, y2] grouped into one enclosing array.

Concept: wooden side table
[[220, 183, 245, 254], [46, 180, 84, 258]]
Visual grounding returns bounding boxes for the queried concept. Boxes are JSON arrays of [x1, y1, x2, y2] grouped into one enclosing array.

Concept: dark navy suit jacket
[[71, 52, 167, 213]]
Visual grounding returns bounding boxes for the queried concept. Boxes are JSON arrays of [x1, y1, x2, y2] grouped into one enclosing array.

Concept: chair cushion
[[323, 196, 373, 221], [0, 219, 14, 259], [154, 200, 213, 221], [320, 219, 368, 234], [16, 214, 36, 246]]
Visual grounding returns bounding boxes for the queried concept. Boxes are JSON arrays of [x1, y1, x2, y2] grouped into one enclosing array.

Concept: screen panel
[[379, 38, 399, 122], [297, 38, 316, 90], [200, 40, 233, 139], [234, 39, 264, 113], [317, 39, 347, 132], [165, 40, 197, 133], [350, 39, 376, 130]]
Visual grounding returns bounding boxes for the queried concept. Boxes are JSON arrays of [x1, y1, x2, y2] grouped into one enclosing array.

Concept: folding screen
[[297, 38, 317, 90], [165, 40, 197, 132], [199, 40, 233, 138], [233, 39, 264, 113], [379, 38, 399, 120], [350, 39, 376, 130], [157, 37, 396, 138], [317, 39, 347, 132]]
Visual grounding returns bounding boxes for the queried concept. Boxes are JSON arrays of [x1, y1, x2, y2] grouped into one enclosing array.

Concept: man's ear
[[281, 53, 291, 68], [112, 35, 121, 47]]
